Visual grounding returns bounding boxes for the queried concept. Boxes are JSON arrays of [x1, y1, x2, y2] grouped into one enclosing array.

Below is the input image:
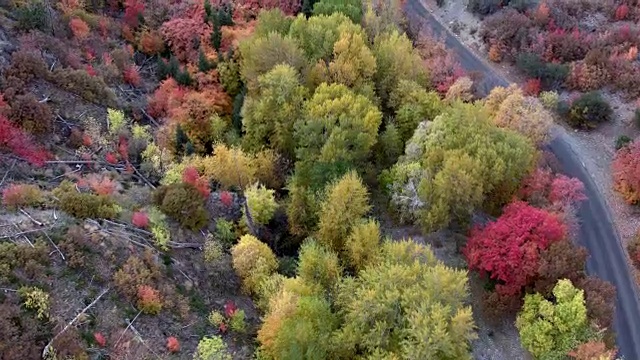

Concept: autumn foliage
[[166, 336, 180, 353], [0, 115, 50, 166], [182, 166, 211, 199], [132, 211, 150, 228], [464, 201, 566, 296], [613, 141, 640, 204]]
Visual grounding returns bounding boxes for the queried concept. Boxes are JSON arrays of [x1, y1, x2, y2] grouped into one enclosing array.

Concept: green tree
[[254, 9, 293, 37], [297, 239, 342, 296], [328, 29, 376, 96], [244, 182, 278, 226], [241, 64, 308, 156], [333, 240, 476, 359], [239, 32, 307, 90], [313, 0, 363, 23], [373, 30, 428, 107], [294, 83, 382, 187], [390, 79, 443, 142], [289, 13, 362, 62], [316, 171, 371, 254], [231, 234, 278, 294], [516, 279, 597, 360], [345, 219, 381, 271]]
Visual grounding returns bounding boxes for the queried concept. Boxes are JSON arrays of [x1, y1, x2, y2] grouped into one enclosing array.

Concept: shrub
[[195, 336, 231, 360], [153, 182, 209, 231], [94, 332, 107, 347], [16, 1, 48, 31], [209, 310, 226, 331], [182, 167, 210, 198], [2, 184, 42, 210], [229, 309, 247, 333], [297, 239, 342, 295], [132, 211, 149, 228], [539, 90, 560, 110], [568, 92, 613, 129], [244, 182, 277, 226], [615, 135, 632, 150], [203, 237, 224, 264], [516, 53, 569, 90], [231, 234, 278, 294], [0, 115, 50, 166], [113, 254, 159, 300], [137, 285, 163, 315], [53, 68, 117, 107], [166, 336, 180, 353], [215, 219, 236, 246], [8, 94, 53, 134], [148, 207, 171, 249], [53, 181, 120, 219], [123, 65, 141, 87], [18, 286, 50, 320], [69, 18, 90, 40], [468, 0, 502, 15], [254, 8, 293, 37]]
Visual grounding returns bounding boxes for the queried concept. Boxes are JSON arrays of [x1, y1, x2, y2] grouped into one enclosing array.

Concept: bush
[[613, 141, 640, 204], [229, 309, 247, 333], [113, 254, 159, 300], [137, 285, 163, 315], [215, 219, 236, 246], [467, 0, 502, 15], [244, 182, 278, 226], [53, 181, 120, 219], [2, 183, 42, 210], [629, 234, 640, 269], [8, 94, 53, 134], [516, 53, 569, 90], [539, 91, 559, 110], [346, 220, 381, 272], [52, 68, 117, 107], [195, 336, 231, 360], [231, 234, 278, 294], [18, 286, 50, 320], [615, 135, 632, 150], [297, 239, 342, 295], [567, 92, 613, 129], [153, 183, 209, 231], [16, 1, 48, 32], [166, 337, 180, 353]]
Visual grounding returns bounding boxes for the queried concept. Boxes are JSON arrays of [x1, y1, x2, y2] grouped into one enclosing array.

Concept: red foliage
[[518, 168, 586, 211], [94, 332, 106, 347], [124, 0, 145, 28], [224, 300, 237, 317], [118, 136, 129, 161], [220, 191, 233, 207], [2, 184, 39, 209], [0, 115, 50, 166], [137, 285, 163, 313], [615, 4, 630, 21], [522, 78, 541, 96], [138, 30, 165, 55], [123, 65, 141, 87], [85, 65, 97, 77], [132, 211, 150, 228], [160, 4, 211, 62], [105, 152, 118, 164], [86, 174, 117, 196], [166, 336, 180, 353], [613, 141, 640, 204], [232, 0, 301, 15], [147, 78, 184, 118], [99, 18, 109, 39], [182, 166, 210, 198], [69, 18, 90, 40], [463, 201, 566, 297]]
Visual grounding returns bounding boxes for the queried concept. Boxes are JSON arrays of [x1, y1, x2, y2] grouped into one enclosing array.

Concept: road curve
[[403, 0, 640, 357]]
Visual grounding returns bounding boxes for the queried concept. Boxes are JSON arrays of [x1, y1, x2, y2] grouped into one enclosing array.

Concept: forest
[[0, 0, 620, 359]]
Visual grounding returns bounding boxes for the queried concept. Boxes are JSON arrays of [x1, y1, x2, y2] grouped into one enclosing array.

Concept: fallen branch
[[43, 231, 65, 261], [114, 310, 142, 348], [0, 226, 53, 240], [0, 287, 17, 292], [42, 288, 110, 359], [20, 209, 44, 226], [12, 223, 34, 248], [140, 108, 160, 127], [0, 159, 17, 186]]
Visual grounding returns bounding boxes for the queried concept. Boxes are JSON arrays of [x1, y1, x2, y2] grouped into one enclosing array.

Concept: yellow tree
[[491, 86, 553, 145], [328, 29, 376, 95]]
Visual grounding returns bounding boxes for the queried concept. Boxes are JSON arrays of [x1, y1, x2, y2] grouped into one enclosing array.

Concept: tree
[[313, 0, 363, 23], [373, 30, 428, 107], [231, 234, 278, 294], [489, 86, 553, 145], [576, 276, 616, 331], [345, 219, 381, 271], [535, 240, 588, 296], [294, 83, 381, 188], [333, 240, 476, 359], [568, 92, 613, 129], [409, 102, 536, 230], [244, 182, 278, 226], [516, 279, 597, 360], [241, 64, 307, 156], [613, 141, 640, 204], [297, 239, 342, 296], [389, 80, 443, 142], [239, 32, 307, 90], [316, 171, 371, 255], [328, 29, 376, 94], [569, 341, 617, 360], [288, 13, 358, 62], [254, 9, 293, 37], [464, 201, 566, 297]]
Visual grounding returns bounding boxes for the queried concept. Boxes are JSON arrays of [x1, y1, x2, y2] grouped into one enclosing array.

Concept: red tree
[[615, 4, 630, 21], [463, 201, 566, 296], [124, 0, 145, 28], [0, 115, 50, 166], [518, 168, 585, 211], [69, 18, 90, 40], [182, 166, 210, 198], [612, 141, 640, 204], [123, 65, 141, 87]]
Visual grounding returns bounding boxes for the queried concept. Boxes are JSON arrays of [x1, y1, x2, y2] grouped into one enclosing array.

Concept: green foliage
[[19, 286, 50, 320], [297, 239, 342, 296], [515, 53, 569, 89], [107, 108, 126, 136], [208, 310, 225, 327], [215, 219, 236, 247], [153, 183, 209, 231], [258, 295, 338, 360], [373, 30, 428, 107], [255, 9, 293, 37], [288, 13, 360, 62], [616, 135, 632, 150], [53, 181, 120, 219], [286, 177, 321, 238], [375, 122, 404, 168], [568, 92, 613, 129], [218, 56, 242, 99], [256, 274, 286, 312], [294, 83, 381, 188], [313, 0, 363, 23], [539, 90, 560, 110], [390, 80, 443, 142], [346, 219, 381, 271], [148, 207, 171, 250], [241, 64, 308, 156], [204, 237, 224, 264], [516, 279, 597, 360], [199, 50, 217, 72], [389, 102, 536, 231], [317, 171, 371, 254], [0, 241, 49, 283], [211, 21, 222, 52], [334, 240, 475, 358], [239, 32, 307, 90], [231, 234, 278, 294], [244, 182, 278, 226], [328, 28, 376, 94], [16, 0, 47, 31], [195, 336, 232, 360], [229, 309, 247, 333]]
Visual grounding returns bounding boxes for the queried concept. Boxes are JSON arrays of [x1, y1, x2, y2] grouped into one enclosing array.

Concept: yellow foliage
[[493, 88, 553, 145], [231, 234, 278, 294], [444, 76, 474, 103], [346, 219, 381, 271], [484, 84, 519, 115], [257, 289, 299, 354]]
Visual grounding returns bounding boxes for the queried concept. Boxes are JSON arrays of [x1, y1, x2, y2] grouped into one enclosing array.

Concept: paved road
[[403, 0, 640, 357]]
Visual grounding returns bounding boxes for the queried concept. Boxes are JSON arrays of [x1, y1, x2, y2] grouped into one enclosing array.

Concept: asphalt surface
[[403, 0, 640, 357]]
